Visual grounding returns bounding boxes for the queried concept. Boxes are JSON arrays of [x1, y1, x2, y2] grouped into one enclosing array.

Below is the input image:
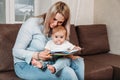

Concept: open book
[[50, 49, 79, 56]]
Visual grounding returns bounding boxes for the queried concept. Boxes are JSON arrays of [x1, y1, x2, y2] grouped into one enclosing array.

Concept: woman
[[12, 1, 84, 80]]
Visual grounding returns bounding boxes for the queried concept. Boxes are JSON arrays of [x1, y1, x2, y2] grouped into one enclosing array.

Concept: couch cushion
[[83, 53, 120, 80], [85, 59, 113, 80], [0, 70, 20, 80], [0, 24, 21, 72], [76, 24, 110, 55]]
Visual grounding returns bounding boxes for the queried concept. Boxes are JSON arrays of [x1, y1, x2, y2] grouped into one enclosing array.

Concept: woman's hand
[[32, 50, 51, 61], [38, 50, 51, 61]]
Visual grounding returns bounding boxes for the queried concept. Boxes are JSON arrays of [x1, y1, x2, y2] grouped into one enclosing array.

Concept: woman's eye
[[58, 21, 63, 25], [53, 18, 57, 21]]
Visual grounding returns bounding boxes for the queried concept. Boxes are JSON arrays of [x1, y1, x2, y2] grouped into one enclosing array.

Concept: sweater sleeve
[[12, 18, 41, 64]]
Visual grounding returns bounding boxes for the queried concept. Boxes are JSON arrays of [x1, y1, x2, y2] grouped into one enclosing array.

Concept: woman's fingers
[[38, 52, 52, 60]]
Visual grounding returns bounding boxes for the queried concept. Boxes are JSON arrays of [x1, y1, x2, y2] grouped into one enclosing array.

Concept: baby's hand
[[73, 46, 82, 51]]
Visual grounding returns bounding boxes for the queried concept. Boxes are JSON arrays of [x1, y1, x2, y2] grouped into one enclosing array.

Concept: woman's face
[[50, 13, 65, 28]]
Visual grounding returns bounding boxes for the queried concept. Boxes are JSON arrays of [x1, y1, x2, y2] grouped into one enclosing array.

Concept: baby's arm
[[72, 46, 82, 51], [67, 46, 82, 60], [67, 41, 82, 51]]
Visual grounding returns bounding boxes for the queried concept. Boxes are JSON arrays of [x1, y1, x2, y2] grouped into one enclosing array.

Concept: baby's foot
[[32, 59, 43, 68], [47, 65, 56, 74]]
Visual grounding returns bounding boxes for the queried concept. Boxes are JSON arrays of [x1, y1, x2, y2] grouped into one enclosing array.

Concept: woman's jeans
[[14, 57, 84, 80]]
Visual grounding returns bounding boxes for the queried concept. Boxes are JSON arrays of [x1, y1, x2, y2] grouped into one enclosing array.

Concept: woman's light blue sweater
[[12, 18, 49, 64]]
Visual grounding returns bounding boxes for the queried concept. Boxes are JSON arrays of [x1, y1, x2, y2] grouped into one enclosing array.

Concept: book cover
[[50, 49, 79, 56]]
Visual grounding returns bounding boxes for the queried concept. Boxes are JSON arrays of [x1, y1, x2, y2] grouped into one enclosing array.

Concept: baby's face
[[52, 31, 66, 45]]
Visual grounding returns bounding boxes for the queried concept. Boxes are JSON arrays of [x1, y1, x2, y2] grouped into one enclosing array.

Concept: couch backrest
[[70, 25, 79, 45], [0, 24, 110, 71], [69, 25, 81, 55], [0, 24, 21, 72], [76, 24, 110, 56]]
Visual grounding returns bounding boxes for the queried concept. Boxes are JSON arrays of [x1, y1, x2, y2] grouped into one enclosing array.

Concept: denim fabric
[[71, 57, 85, 80], [53, 58, 71, 74], [14, 57, 84, 80], [14, 62, 78, 80]]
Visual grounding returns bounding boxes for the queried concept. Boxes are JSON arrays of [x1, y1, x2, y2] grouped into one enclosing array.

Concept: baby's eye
[[55, 36, 58, 38], [60, 36, 63, 38]]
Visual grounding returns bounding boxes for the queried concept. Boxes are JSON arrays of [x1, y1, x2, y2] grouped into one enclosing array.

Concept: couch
[[70, 24, 120, 80], [0, 24, 120, 80]]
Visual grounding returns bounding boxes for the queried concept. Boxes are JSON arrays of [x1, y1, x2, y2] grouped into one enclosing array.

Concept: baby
[[32, 25, 81, 73]]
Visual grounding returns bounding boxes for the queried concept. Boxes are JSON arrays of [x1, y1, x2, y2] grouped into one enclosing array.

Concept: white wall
[[34, 0, 94, 25], [0, 1, 5, 23], [94, 0, 120, 55], [34, 0, 51, 16], [74, 0, 94, 25]]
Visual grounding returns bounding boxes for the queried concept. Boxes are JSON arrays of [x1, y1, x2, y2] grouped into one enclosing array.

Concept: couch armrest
[[0, 24, 21, 72]]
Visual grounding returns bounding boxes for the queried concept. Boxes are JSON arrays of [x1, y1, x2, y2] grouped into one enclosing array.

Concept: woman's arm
[[12, 18, 41, 64]]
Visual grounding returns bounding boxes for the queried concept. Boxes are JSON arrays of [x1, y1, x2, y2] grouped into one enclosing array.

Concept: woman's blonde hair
[[41, 1, 70, 40]]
